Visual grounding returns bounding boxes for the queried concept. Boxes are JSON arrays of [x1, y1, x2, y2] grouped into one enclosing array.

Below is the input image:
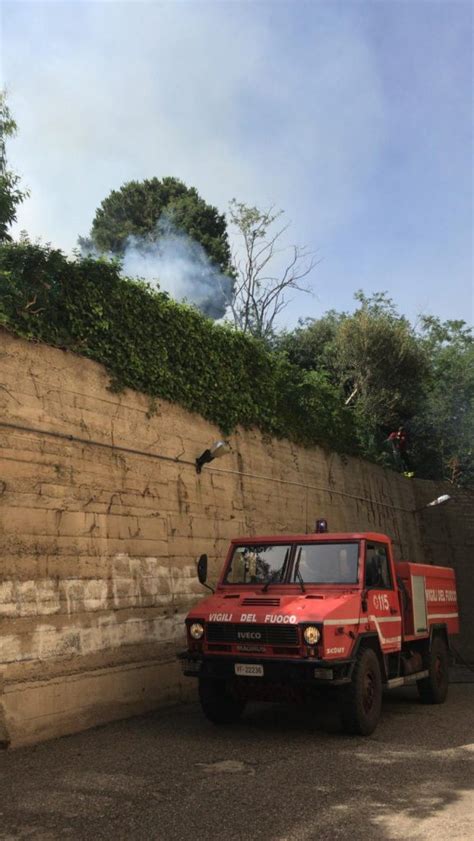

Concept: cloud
[[2, 1, 385, 258]]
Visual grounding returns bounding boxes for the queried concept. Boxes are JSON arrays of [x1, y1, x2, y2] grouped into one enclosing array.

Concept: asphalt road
[[0, 683, 473, 841]]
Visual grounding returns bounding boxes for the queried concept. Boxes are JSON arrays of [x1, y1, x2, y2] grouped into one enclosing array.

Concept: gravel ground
[[0, 682, 473, 841]]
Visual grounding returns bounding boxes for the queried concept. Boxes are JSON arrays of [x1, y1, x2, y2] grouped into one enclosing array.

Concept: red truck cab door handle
[[390, 607, 399, 615]]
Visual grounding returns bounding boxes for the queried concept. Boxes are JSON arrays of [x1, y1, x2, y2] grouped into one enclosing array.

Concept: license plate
[[314, 668, 333, 680], [235, 664, 264, 677]]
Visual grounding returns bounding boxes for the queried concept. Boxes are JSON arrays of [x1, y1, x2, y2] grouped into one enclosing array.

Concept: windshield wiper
[[262, 568, 282, 592], [295, 569, 306, 593], [294, 547, 306, 592], [262, 549, 289, 592]]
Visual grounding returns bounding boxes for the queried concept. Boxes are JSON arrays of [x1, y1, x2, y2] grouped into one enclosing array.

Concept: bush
[[0, 242, 358, 452]]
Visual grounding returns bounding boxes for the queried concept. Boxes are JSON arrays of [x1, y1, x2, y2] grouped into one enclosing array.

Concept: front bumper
[[177, 651, 352, 685]]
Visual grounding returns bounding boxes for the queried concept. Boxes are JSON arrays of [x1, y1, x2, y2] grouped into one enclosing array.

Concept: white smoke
[[119, 216, 234, 319]]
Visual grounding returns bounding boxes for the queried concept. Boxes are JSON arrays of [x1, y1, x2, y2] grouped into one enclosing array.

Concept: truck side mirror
[[197, 554, 208, 585]]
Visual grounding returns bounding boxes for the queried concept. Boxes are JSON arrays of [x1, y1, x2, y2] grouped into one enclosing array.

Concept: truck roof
[[230, 532, 391, 544]]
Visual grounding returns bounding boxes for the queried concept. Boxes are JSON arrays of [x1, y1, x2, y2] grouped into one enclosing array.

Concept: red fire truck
[[179, 522, 459, 735]]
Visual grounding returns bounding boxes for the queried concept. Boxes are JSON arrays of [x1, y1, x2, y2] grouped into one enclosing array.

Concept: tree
[[334, 292, 429, 424], [278, 292, 430, 463], [277, 310, 344, 377], [0, 91, 29, 242], [82, 176, 233, 274], [412, 317, 474, 484], [227, 201, 318, 340]]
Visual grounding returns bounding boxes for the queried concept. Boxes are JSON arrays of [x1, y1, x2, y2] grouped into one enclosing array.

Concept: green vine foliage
[[0, 242, 358, 453]]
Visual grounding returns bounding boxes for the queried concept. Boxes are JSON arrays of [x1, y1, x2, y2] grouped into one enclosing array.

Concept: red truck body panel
[[396, 561, 459, 638], [187, 589, 364, 661]]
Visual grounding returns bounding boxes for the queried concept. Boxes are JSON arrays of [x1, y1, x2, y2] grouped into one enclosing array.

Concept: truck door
[[364, 542, 402, 653]]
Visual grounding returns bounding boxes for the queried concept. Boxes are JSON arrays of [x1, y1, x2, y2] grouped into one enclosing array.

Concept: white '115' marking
[[373, 594, 390, 611]]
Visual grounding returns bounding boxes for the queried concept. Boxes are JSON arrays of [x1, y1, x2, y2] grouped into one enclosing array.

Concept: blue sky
[[1, 0, 472, 328]]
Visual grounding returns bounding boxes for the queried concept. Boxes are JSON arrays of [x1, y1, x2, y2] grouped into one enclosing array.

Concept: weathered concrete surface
[[0, 329, 472, 747], [0, 685, 472, 840]]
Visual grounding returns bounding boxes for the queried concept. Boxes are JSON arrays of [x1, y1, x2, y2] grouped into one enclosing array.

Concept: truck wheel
[[340, 648, 382, 736], [417, 636, 449, 704], [198, 678, 246, 724]]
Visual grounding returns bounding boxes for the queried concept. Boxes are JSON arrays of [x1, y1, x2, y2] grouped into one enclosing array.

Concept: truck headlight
[[189, 622, 204, 640], [303, 626, 321, 645]]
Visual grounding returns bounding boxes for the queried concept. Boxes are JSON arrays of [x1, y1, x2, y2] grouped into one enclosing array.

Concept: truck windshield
[[292, 542, 359, 585], [224, 544, 291, 585]]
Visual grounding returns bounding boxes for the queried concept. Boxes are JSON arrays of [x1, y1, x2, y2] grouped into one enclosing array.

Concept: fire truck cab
[[179, 525, 459, 735]]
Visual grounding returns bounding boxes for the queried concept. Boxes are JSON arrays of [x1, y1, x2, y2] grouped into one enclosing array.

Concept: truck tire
[[340, 647, 382, 736], [417, 635, 449, 704], [198, 678, 246, 724]]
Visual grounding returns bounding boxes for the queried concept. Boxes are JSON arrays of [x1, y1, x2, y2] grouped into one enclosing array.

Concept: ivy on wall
[[0, 242, 357, 453]]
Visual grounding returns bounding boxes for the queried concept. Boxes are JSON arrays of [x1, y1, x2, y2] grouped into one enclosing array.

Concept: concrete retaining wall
[[0, 329, 472, 746]]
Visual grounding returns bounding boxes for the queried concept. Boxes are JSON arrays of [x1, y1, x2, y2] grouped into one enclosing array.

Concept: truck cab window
[[224, 544, 291, 585], [365, 544, 392, 589], [293, 542, 359, 585]]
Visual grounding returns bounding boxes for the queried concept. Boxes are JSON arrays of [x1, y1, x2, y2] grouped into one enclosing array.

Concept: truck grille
[[206, 623, 299, 646]]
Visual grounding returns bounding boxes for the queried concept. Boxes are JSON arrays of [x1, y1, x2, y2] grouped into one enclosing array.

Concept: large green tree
[[279, 295, 474, 484], [83, 176, 233, 274], [0, 91, 29, 242], [278, 292, 430, 464], [411, 317, 474, 484], [334, 292, 429, 432]]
